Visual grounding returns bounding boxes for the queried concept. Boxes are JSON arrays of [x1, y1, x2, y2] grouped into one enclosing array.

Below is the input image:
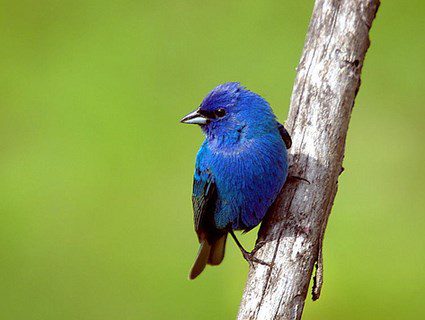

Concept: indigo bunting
[[181, 83, 291, 279]]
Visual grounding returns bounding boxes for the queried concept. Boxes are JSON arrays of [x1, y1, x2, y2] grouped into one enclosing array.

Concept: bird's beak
[[180, 109, 208, 125]]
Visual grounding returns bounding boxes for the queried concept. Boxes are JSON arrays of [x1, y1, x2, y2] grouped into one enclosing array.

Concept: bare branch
[[237, 0, 380, 319]]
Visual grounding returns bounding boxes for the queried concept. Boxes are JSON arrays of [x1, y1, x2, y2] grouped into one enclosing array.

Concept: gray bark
[[237, 0, 380, 319]]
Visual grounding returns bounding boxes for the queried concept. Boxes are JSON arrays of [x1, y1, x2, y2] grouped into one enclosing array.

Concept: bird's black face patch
[[198, 108, 227, 121], [198, 109, 217, 119]]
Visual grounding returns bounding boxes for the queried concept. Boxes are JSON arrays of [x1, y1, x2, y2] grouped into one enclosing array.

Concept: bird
[[180, 82, 291, 280]]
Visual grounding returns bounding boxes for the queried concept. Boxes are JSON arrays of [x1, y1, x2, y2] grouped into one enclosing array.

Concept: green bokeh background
[[1, 1, 424, 319]]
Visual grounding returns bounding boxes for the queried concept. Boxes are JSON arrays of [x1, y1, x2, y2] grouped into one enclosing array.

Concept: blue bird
[[181, 83, 291, 279]]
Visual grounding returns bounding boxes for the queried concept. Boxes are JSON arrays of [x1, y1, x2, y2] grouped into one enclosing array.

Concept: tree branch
[[237, 0, 380, 319]]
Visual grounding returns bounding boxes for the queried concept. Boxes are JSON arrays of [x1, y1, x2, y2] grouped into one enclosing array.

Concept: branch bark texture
[[237, 0, 379, 319]]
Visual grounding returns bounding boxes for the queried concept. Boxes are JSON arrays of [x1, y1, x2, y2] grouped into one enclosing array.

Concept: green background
[[1, 1, 424, 319]]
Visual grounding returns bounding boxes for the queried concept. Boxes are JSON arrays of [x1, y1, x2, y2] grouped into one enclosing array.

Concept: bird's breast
[[209, 135, 288, 230]]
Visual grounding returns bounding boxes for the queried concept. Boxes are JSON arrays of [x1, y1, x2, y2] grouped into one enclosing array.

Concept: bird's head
[[180, 82, 276, 138]]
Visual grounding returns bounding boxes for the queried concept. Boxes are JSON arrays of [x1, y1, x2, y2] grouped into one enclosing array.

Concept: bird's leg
[[229, 231, 271, 267]]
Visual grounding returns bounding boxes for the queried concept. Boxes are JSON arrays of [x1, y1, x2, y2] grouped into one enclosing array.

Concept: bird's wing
[[189, 164, 227, 279], [192, 167, 217, 239], [278, 122, 292, 149]]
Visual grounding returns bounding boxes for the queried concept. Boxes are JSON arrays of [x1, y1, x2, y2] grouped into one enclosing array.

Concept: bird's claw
[[289, 175, 311, 184], [241, 249, 271, 268], [229, 231, 272, 268], [252, 240, 267, 255]]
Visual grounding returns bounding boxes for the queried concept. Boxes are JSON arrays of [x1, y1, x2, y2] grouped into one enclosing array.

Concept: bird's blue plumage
[[182, 82, 290, 279]]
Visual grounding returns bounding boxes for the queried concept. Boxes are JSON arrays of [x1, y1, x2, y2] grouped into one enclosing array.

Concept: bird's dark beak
[[180, 109, 208, 125]]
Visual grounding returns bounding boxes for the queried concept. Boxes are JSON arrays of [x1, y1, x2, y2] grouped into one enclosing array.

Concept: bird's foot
[[229, 230, 272, 268], [289, 175, 310, 184], [241, 248, 271, 268], [251, 240, 267, 256]]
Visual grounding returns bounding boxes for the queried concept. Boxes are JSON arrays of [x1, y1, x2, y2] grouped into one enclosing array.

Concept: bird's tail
[[208, 234, 227, 265], [189, 234, 227, 280]]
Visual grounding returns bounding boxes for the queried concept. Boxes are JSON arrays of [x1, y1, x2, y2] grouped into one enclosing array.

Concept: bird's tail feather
[[208, 234, 227, 265], [189, 234, 227, 280], [189, 240, 211, 280]]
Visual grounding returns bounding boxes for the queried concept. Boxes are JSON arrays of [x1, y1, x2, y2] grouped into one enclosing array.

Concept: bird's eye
[[215, 108, 226, 118]]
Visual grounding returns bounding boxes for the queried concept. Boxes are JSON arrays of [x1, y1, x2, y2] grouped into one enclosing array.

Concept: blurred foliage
[[0, 0, 424, 319]]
